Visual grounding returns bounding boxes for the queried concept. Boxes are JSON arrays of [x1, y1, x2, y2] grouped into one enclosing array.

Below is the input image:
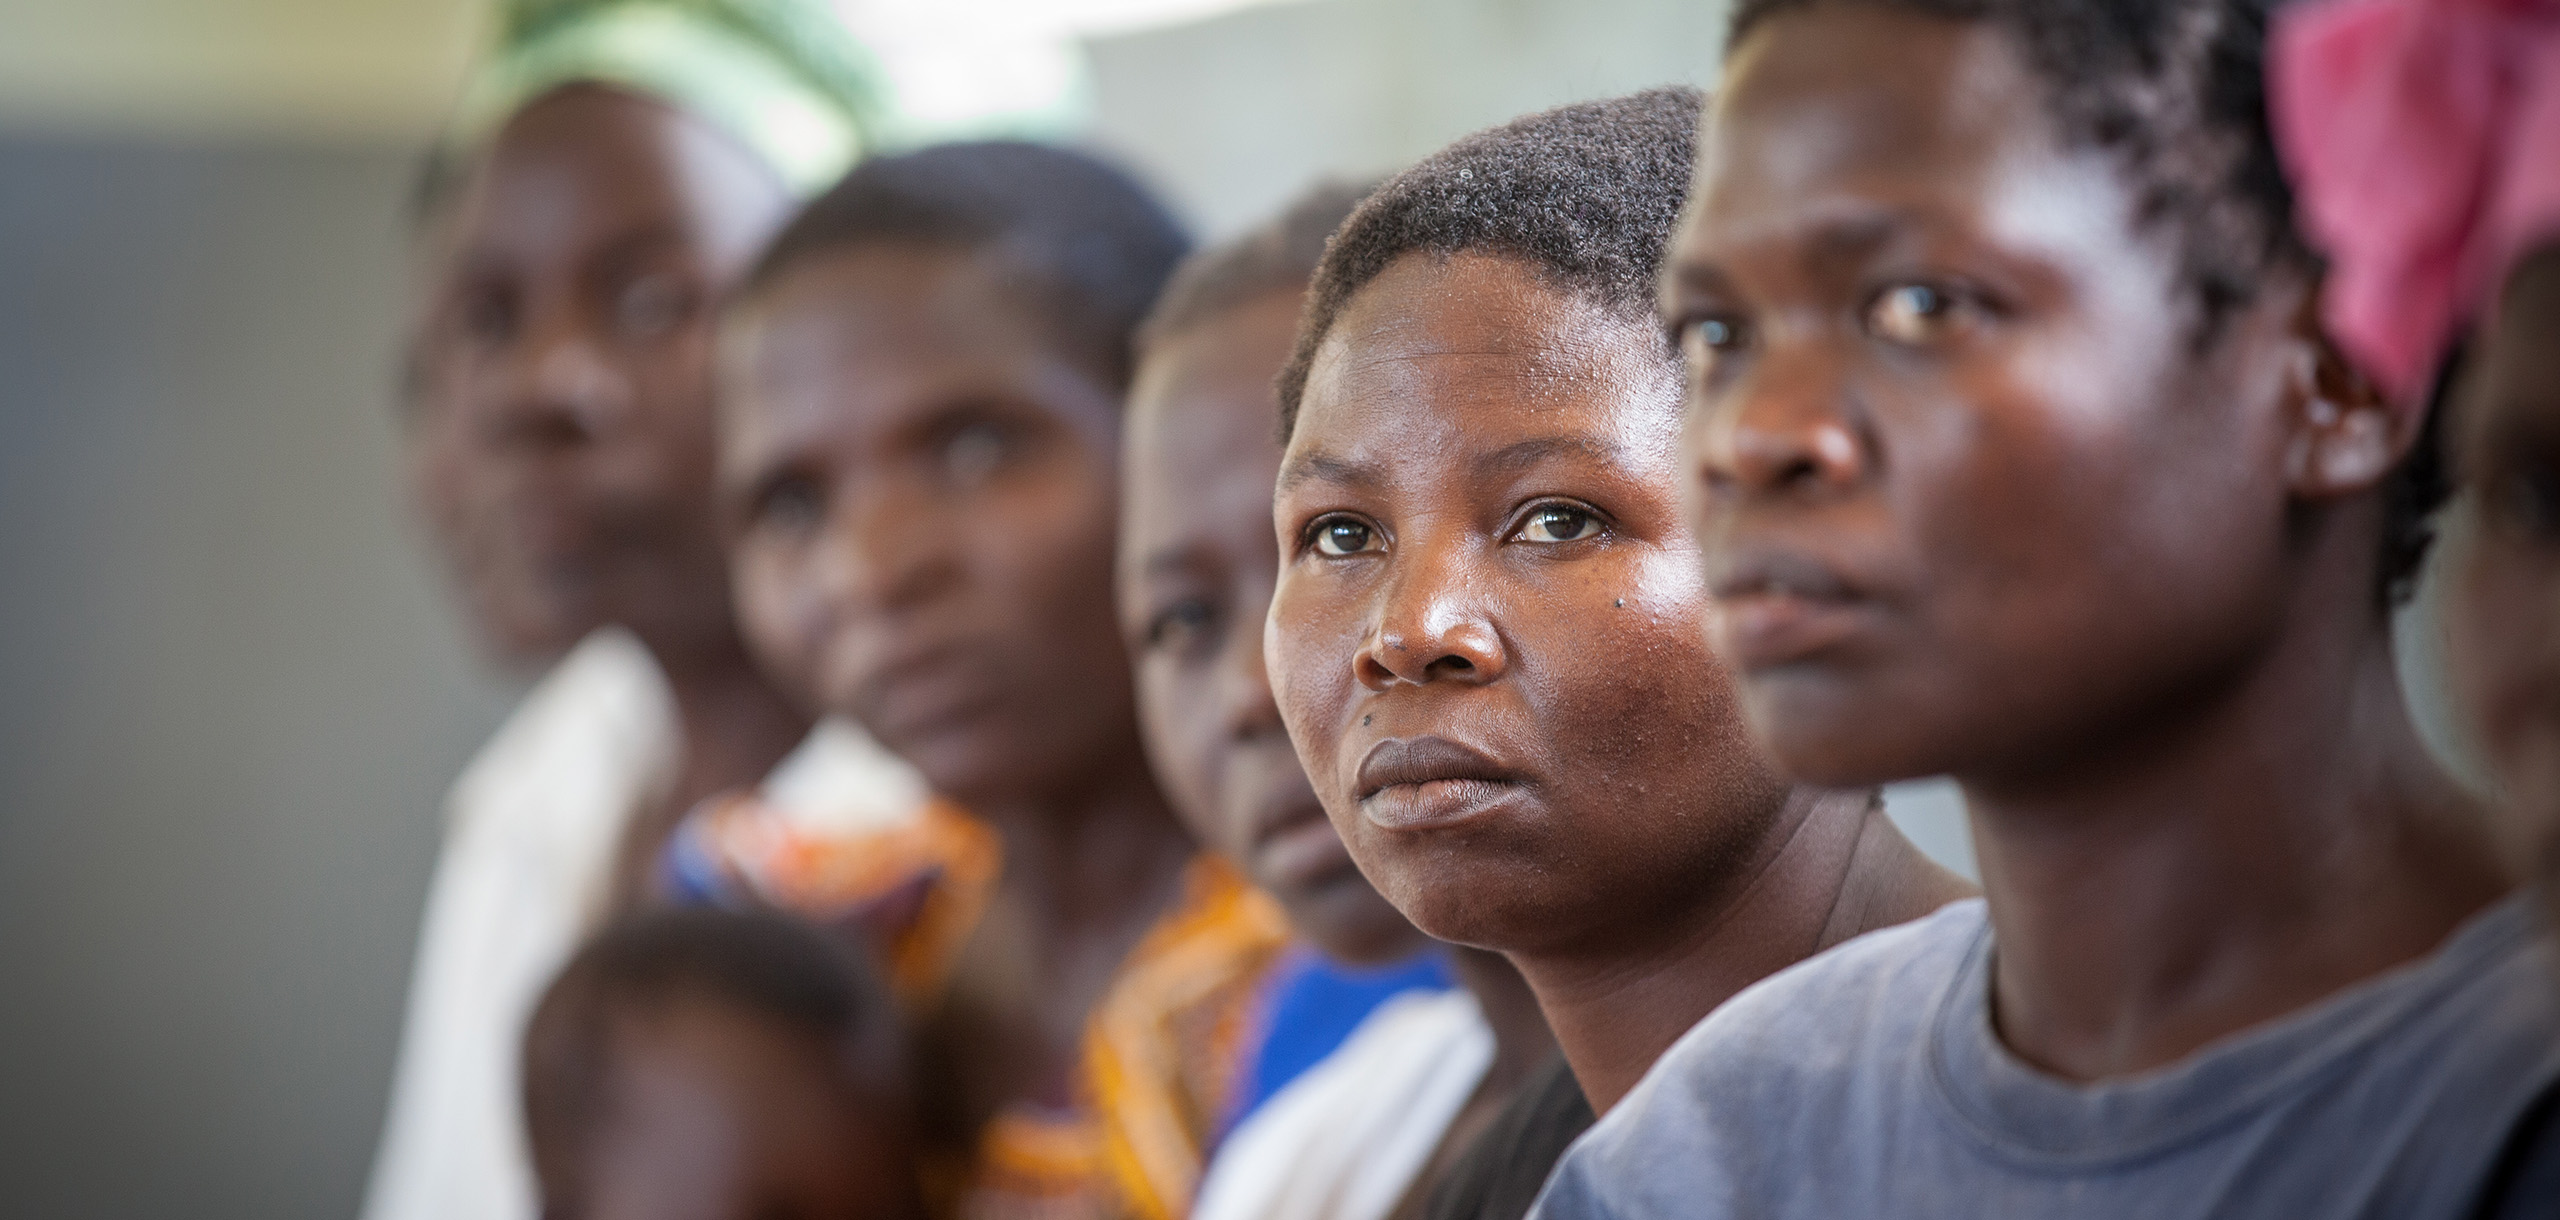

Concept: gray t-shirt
[[1533, 895, 2560, 1220]]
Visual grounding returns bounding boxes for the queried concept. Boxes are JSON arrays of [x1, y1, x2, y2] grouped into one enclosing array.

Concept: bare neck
[[652, 638, 812, 813], [929, 755, 1198, 1117], [1450, 947, 1558, 1091], [970, 753, 1200, 989], [1965, 613, 2507, 1083], [608, 631, 811, 912], [1514, 789, 1972, 1113]]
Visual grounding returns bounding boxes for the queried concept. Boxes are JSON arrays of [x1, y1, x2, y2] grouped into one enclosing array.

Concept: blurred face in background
[[2448, 243, 2560, 904], [409, 83, 792, 668], [719, 245, 1146, 808], [1120, 289, 1429, 965]]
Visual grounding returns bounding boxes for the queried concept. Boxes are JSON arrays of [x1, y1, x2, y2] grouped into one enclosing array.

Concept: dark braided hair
[[1137, 179, 1374, 353], [740, 140, 1191, 393], [1727, 0, 2440, 604], [1277, 87, 1705, 439]]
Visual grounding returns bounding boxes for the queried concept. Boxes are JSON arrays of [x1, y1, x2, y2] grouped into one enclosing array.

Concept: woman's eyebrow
[[1142, 543, 1218, 579], [1659, 257, 1732, 312], [586, 223, 695, 281], [1474, 434, 1621, 480], [1683, 203, 1908, 281], [1798, 212, 1904, 280], [1276, 449, 1378, 495]]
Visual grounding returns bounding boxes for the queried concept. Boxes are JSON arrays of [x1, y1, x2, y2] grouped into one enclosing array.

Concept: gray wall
[[0, 137, 513, 1219], [1087, 0, 1731, 239]]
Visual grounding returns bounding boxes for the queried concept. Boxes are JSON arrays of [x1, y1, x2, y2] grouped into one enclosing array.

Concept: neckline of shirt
[[1921, 890, 2539, 1169]]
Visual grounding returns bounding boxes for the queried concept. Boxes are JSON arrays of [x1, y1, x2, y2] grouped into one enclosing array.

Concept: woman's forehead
[[1285, 298, 1677, 498], [1682, 20, 2157, 323], [1703, 14, 2054, 231], [1296, 253, 1674, 444]]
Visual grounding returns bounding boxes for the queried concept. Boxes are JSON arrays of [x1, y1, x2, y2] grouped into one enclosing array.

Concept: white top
[[758, 715, 930, 836], [359, 630, 926, 1220], [1193, 987, 1496, 1220], [360, 629, 677, 1220]]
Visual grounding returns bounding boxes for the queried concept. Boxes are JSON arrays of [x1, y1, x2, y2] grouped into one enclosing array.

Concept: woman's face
[[1120, 289, 1427, 966], [719, 245, 1145, 809], [1663, 8, 2341, 789], [411, 84, 790, 667], [2448, 244, 2560, 892], [1268, 250, 1790, 955]]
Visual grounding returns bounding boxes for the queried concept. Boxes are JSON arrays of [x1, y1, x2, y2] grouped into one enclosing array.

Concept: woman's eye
[[941, 422, 1012, 488], [1310, 516, 1383, 557], [1688, 317, 1742, 352], [1865, 282, 1973, 346], [1679, 315, 1747, 372], [613, 271, 695, 339], [754, 476, 827, 534], [1517, 503, 1602, 544], [459, 285, 518, 347], [1147, 599, 1217, 650]]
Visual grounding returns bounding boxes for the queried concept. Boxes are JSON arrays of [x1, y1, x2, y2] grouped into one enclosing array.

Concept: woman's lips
[[846, 641, 999, 742], [1253, 812, 1359, 890], [1235, 754, 1356, 890], [1709, 549, 1879, 670], [1354, 736, 1523, 831]]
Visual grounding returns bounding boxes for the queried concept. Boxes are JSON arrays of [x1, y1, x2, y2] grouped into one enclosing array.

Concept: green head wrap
[[447, 0, 887, 197]]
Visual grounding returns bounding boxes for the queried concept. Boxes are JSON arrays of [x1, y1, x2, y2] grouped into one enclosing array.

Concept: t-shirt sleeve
[[2473, 1079, 2560, 1220]]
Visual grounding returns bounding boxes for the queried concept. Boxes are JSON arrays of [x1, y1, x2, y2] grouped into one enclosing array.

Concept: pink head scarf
[[2270, 0, 2560, 407]]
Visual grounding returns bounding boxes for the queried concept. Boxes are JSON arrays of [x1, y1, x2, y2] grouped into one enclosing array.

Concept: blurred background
[[0, 2, 1768, 1216], [0, 0, 2497, 1213], [4, 0, 2503, 1211]]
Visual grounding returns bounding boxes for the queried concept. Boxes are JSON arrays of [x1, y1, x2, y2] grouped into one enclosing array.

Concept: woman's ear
[[2282, 275, 2411, 500]]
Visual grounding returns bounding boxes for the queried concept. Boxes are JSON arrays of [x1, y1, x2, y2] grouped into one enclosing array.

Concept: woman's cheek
[[1266, 576, 1348, 792], [1140, 661, 1221, 841], [733, 542, 812, 678]]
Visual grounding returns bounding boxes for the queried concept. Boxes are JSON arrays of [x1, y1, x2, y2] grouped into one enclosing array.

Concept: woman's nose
[[1354, 543, 1508, 691], [1694, 341, 1867, 505]]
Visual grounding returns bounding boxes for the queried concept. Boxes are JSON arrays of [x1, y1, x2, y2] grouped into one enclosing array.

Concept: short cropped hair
[[1137, 180, 1373, 353], [740, 140, 1191, 392], [1277, 88, 1703, 438], [1726, 0, 2438, 604], [522, 906, 903, 1145]]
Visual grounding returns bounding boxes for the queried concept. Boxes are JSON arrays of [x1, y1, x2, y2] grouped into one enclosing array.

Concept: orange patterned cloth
[[961, 856, 1293, 1220], [677, 784, 1291, 1220], [668, 791, 1002, 1002]]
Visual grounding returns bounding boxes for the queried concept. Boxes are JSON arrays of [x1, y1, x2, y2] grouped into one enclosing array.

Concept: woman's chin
[[1375, 869, 1573, 955], [1285, 884, 1432, 967]]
